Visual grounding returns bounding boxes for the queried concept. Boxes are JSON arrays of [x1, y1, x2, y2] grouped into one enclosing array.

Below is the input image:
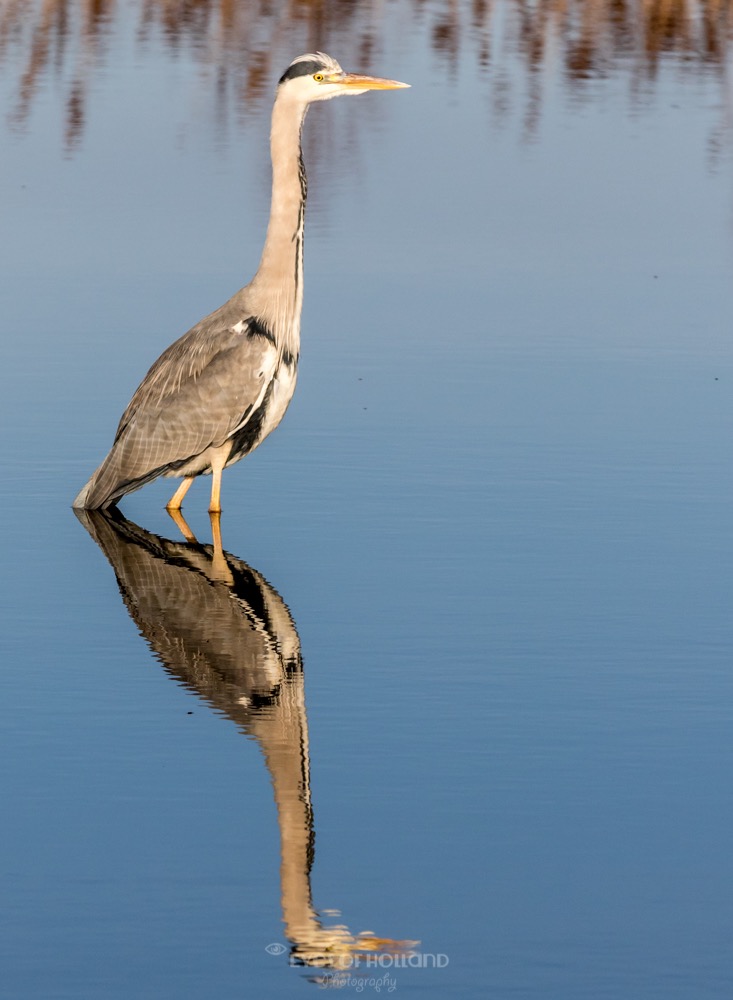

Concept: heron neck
[[250, 93, 308, 357]]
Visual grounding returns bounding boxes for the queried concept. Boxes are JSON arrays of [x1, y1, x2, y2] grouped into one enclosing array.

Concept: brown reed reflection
[[514, 0, 733, 78], [75, 508, 417, 969], [3, 0, 733, 147]]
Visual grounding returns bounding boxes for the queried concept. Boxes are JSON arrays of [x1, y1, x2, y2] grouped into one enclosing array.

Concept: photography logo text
[[265, 943, 449, 968]]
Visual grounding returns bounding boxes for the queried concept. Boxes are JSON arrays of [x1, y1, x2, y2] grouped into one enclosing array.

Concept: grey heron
[[73, 53, 408, 513]]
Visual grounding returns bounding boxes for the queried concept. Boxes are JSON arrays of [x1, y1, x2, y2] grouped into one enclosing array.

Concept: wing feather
[[77, 295, 279, 508]]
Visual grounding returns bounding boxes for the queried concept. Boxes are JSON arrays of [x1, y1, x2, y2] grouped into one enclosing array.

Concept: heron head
[[278, 52, 409, 104]]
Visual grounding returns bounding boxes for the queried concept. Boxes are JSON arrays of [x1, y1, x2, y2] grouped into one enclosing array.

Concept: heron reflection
[[75, 508, 414, 968]]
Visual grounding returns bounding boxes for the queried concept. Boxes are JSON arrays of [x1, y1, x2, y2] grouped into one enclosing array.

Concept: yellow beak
[[334, 73, 410, 90]]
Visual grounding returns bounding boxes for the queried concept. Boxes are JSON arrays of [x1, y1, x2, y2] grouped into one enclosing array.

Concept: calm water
[[2, 2, 733, 997]]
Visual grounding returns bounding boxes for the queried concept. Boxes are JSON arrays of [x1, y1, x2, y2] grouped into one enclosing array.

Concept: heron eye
[[313, 73, 324, 82]]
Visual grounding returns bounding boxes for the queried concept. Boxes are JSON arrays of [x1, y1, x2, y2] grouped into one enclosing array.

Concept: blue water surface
[[1, 3, 733, 997]]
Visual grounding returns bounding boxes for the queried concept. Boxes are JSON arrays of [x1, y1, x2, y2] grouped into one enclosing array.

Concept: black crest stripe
[[278, 60, 325, 84]]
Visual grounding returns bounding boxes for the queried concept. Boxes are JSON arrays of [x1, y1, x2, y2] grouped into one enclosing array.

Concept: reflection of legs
[[166, 476, 194, 511], [167, 507, 197, 543], [209, 512, 234, 585]]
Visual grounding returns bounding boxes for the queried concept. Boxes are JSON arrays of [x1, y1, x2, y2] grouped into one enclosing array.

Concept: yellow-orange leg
[[166, 476, 194, 511], [208, 449, 228, 513], [209, 470, 222, 513]]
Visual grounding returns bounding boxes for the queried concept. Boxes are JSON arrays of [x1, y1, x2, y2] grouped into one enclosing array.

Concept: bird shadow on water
[[73, 507, 417, 977]]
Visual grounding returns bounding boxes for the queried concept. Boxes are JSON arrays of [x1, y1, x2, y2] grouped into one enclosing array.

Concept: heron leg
[[208, 449, 228, 513], [166, 476, 194, 511]]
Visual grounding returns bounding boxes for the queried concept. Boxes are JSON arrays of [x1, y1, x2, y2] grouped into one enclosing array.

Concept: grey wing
[[76, 306, 278, 508]]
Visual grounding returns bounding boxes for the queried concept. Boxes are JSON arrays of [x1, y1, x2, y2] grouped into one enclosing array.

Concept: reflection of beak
[[334, 73, 410, 90]]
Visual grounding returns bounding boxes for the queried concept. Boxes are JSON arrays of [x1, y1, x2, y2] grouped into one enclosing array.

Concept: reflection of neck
[[249, 670, 362, 964], [250, 673, 320, 943], [249, 93, 308, 363]]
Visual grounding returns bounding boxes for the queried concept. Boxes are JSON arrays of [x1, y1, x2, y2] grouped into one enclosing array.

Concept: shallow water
[[2, 2, 733, 997]]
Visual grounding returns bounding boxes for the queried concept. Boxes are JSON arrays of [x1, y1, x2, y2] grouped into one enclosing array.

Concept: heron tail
[[72, 453, 127, 510], [72, 478, 94, 509], [73, 449, 170, 509]]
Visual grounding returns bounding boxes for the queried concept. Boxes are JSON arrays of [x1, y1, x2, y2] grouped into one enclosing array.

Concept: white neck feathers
[[249, 92, 309, 361]]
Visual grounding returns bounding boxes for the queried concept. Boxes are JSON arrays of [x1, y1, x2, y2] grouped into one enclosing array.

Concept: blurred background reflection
[[3, 0, 733, 148]]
